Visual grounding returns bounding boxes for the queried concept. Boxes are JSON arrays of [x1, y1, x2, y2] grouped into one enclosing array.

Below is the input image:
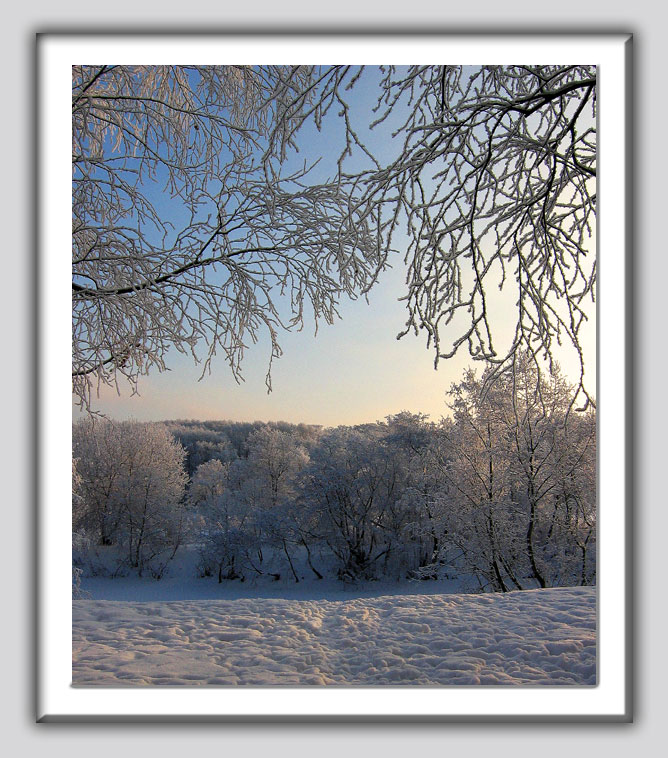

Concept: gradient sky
[[73, 66, 596, 427]]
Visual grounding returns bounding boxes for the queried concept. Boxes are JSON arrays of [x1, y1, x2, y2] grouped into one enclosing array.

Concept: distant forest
[[73, 360, 596, 593], [164, 419, 323, 478]]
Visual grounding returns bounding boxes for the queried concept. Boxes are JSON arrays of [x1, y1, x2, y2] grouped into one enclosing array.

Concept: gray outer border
[[36, 31, 633, 724]]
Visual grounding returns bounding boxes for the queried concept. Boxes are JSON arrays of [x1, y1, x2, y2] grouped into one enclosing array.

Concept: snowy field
[[72, 587, 596, 686]]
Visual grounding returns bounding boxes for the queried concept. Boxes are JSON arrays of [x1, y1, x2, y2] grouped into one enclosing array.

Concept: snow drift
[[72, 586, 596, 686]]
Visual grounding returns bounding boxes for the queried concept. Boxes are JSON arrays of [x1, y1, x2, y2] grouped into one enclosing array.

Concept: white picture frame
[[38, 32, 631, 722]]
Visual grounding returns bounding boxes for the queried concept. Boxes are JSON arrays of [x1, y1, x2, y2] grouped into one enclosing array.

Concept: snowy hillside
[[72, 586, 596, 686]]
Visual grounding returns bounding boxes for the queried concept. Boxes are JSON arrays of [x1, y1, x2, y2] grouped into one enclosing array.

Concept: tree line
[[73, 359, 595, 591]]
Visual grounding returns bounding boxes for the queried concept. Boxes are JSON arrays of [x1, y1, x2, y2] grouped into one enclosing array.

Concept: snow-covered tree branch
[[343, 65, 596, 405], [73, 65, 596, 408], [72, 65, 383, 408]]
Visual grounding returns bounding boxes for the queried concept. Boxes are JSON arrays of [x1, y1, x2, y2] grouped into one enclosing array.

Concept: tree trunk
[[301, 539, 323, 579], [282, 539, 300, 583], [526, 495, 547, 588]]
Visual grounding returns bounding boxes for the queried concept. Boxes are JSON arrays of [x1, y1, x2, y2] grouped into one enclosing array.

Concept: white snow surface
[[73, 587, 596, 686]]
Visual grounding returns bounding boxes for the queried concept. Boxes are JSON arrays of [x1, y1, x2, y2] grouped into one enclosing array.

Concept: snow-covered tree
[[241, 427, 310, 580], [441, 374, 521, 591], [189, 427, 311, 582], [301, 426, 406, 580], [438, 358, 597, 591], [71, 455, 84, 529], [382, 414, 456, 579], [72, 419, 188, 576], [189, 458, 227, 510], [500, 358, 596, 587], [189, 458, 248, 582], [245, 426, 309, 509], [71, 456, 88, 597]]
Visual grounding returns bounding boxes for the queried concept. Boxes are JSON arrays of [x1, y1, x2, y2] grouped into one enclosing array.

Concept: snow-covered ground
[[72, 587, 596, 686], [76, 543, 472, 601]]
